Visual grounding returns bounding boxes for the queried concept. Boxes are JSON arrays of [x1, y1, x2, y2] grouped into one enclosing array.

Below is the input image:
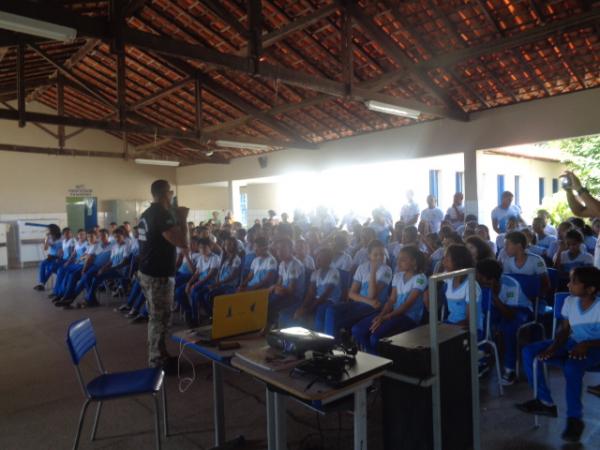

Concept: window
[[240, 192, 248, 226], [497, 175, 505, 205], [552, 178, 559, 194], [539, 178, 545, 204], [514, 175, 520, 206], [429, 170, 440, 199], [455, 172, 464, 193]]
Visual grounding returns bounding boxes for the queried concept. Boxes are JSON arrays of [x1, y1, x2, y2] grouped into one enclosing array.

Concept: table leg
[[266, 387, 287, 450], [354, 387, 367, 450], [213, 362, 225, 447]]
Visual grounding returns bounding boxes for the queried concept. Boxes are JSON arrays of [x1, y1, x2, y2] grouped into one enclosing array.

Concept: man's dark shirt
[[138, 203, 177, 277]]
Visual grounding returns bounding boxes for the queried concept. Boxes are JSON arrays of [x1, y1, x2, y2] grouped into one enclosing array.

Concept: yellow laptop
[[190, 289, 269, 341]]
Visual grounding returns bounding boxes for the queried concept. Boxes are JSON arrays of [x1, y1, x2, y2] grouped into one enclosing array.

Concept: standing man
[[445, 192, 465, 229], [400, 190, 420, 226], [491, 191, 524, 234], [420, 195, 445, 233], [138, 180, 189, 371]]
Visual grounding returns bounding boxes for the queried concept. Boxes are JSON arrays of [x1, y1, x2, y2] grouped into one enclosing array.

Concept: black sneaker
[[55, 298, 71, 307], [52, 296, 63, 304], [33, 284, 45, 291], [587, 384, 600, 397], [515, 399, 558, 417], [561, 417, 584, 442], [501, 371, 517, 386]]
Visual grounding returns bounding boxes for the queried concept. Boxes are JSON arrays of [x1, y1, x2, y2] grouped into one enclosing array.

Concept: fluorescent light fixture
[[365, 100, 421, 119], [134, 158, 180, 167], [215, 139, 271, 151], [0, 12, 77, 41]]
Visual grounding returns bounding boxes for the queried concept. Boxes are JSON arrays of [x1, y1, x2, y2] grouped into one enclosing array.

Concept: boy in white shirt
[[420, 195, 444, 233], [400, 190, 420, 226]]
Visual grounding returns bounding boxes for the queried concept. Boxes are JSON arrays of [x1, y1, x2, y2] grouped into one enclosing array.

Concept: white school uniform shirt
[[420, 207, 444, 233], [392, 272, 427, 323], [218, 255, 241, 286], [278, 257, 305, 299], [91, 241, 112, 267], [388, 242, 403, 260], [499, 274, 531, 310], [400, 201, 420, 223], [369, 222, 390, 244], [496, 233, 506, 251], [179, 252, 200, 275], [561, 296, 600, 343], [486, 240, 497, 255], [547, 240, 586, 262], [491, 204, 521, 233], [534, 235, 557, 258], [110, 242, 130, 267], [353, 262, 393, 298], [353, 247, 391, 268], [544, 224, 557, 237], [331, 252, 352, 272], [445, 204, 465, 228], [195, 253, 221, 277], [74, 241, 89, 261], [503, 252, 547, 276], [61, 238, 76, 260], [311, 267, 341, 303], [300, 254, 316, 271], [248, 253, 278, 287], [555, 251, 594, 269], [444, 278, 483, 331]]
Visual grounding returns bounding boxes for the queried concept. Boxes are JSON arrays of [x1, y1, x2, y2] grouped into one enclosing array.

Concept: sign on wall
[[67, 184, 93, 197]]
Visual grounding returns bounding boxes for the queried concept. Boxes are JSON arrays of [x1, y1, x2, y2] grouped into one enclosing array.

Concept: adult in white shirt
[[445, 192, 465, 230], [400, 190, 420, 225], [420, 195, 444, 233], [491, 191, 524, 234]]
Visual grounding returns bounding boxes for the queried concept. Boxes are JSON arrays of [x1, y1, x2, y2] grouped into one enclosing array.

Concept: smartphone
[[171, 195, 178, 208], [560, 176, 572, 190]]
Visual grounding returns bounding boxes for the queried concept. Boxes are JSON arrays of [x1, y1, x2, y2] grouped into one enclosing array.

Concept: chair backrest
[[547, 268, 559, 291], [506, 273, 541, 299], [552, 292, 570, 339], [480, 287, 493, 338], [66, 318, 96, 366]]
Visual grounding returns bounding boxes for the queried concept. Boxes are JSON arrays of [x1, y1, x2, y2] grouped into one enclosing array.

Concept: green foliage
[[558, 135, 600, 196], [539, 191, 573, 226]]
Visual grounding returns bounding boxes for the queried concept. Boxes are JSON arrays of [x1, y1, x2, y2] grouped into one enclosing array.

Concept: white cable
[[177, 339, 197, 393]]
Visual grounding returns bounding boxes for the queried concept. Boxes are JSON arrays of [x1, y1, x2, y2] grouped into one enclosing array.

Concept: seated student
[[420, 195, 444, 233], [351, 227, 378, 271], [44, 227, 76, 297], [517, 267, 600, 442], [294, 238, 316, 272], [547, 221, 584, 262], [554, 229, 594, 277], [531, 217, 557, 262], [55, 229, 112, 307], [352, 245, 427, 354], [184, 238, 220, 323], [491, 191, 524, 234], [570, 218, 598, 255], [322, 240, 392, 338], [439, 244, 483, 339], [108, 222, 118, 243], [206, 236, 242, 299], [83, 227, 131, 307], [495, 217, 520, 255], [456, 214, 478, 237], [476, 258, 531, 386], [503, 231, 550, 297], [369, 208, 391, 244], [445, 192, 465, 230], [268, 238, 305, 328], [54, 230, 98, 304], [475, 224, 496, 255], [34, 224, 64, 291], [465, 235, 494, 264], [289, 247, 341, 329], [425, 232, 444, 273], [331, 233, 353, 272], [239, 236, 278, 291], [166, 238, 201, 314], [50, 229, 88, 300]]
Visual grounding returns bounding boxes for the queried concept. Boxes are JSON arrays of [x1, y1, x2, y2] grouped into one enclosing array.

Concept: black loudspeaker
[[258, 156, 268, 168], [378, 324, 473, 450]]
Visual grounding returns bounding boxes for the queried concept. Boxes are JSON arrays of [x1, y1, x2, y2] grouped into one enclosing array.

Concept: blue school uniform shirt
[[584, 235, 597, 254], [110, 242, 130, 267], [74, 241, 89, 260], [300, 254, 315, 271], [392, 272, 427, 323], [61, 238, 76, 260], [499, 274, 530, 310], [195, 253, 221, 279], [178, 252, 200, 275], [353, 262, 393, 298], [311, 267, 341, 303], [444, 278, 483, 331], [557, 250, 594, 271], [369, 222, 390, 244], [48, 238, 62, 257], [503, 252, 547, 276], [331, 252, 352, 272], [278, 257, 305, 299], [537, 235, 557, 252], [92, 242, 113, 268], [218, 255, 241, 286], [491, 204, 521, 233], [248, 253, 278, 288], [561, 296, 600, 343]]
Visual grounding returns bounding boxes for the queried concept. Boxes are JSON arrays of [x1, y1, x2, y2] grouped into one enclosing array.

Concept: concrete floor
[[1, 268, 599, 450]]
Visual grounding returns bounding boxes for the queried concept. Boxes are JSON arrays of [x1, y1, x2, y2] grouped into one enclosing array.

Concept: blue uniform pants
[[38, 256, 59, 284], [268, 293, 301, 328], [85, 268, 124, 303], [522, 338, 600, 419], [66, 266, 100, 301], [126, 280, 145, 309], [322, 301, 377, 338], [495, 306, 532, 370], [352, 313, 417, 354]]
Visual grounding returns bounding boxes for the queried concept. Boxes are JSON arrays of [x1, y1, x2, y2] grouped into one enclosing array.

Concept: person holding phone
[[137, 180, 189, 372]]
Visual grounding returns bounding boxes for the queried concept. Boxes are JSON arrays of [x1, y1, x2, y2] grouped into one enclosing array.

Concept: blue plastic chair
[[480, 287, 503, 396], [66, 318, 167, 450]]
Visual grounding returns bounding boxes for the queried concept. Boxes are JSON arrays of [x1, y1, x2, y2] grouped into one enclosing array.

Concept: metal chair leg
[[72, 399, 90, 450], [489, 342, 504, 396], [153, 394, 162, 450], [533, 358, 540, 428], [90, 401, 103, 441], [162, 384, 169, 437]]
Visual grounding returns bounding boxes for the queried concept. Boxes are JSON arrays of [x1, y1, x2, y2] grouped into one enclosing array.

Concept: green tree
[[558, 135, 600, 196]]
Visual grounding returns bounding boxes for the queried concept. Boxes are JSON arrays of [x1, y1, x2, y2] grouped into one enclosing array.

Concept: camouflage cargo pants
[[138, 271, 174, 367]]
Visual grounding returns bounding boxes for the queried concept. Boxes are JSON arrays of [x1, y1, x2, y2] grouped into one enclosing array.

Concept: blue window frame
[[497, 175, 505, 205], [552, 178, 559, 194], [429, 170, 440, 199], [455, 172, 464, 193], [514, 175, 520, 206], [539, 178, 545, 204]]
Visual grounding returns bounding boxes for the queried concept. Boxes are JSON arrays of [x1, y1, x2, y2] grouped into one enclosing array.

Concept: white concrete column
[[228, 180, 242, 222], [464, 149, 479, 218]]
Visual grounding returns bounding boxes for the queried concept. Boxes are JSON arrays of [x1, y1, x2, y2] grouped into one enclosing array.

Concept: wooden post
[[194, 75, 202, 138], [16, 41, 25, 128], [57, 73, 65, 148]]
